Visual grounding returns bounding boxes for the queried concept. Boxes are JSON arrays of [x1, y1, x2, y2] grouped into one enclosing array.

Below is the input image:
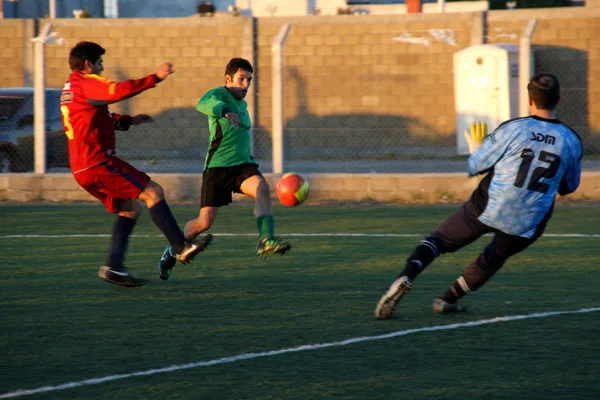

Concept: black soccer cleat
[[176, 234, 213, 265], [98, 265, 146, 287], [158, 246, 177, 281]]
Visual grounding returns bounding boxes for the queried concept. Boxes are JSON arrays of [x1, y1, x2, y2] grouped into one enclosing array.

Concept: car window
[[0, 97, 27, 122], [45, 92, 62, 121]]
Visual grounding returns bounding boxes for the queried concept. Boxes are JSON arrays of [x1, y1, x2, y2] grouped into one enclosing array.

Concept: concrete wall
[[344, 1, 489, 15], [0, 18, 33, 87], [487, 8, 600, 143], [253, 12, 476, 145], [0, 8, 599, 181], [1, 172, 599, 203], [2, 8, 598, 139]]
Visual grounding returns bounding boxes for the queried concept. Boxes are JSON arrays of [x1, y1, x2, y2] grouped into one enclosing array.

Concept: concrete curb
[[1, 172, 598, 204]]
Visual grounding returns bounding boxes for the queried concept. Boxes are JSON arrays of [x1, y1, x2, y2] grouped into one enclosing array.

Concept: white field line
[[1, 233, 599, 239], [1, 307, 599, 399]]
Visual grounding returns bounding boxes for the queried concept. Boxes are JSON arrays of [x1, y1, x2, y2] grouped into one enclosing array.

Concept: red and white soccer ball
[[276, 173, 309, 207]]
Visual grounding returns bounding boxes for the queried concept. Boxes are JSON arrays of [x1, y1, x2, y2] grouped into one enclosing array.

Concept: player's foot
[[176, 234, 213, 265], [98, 265, 145, 287], [375, 275, 412, 320], [256, 237, 291, 257], [432, 298, 466, 314], [158, 246, 177, 281]]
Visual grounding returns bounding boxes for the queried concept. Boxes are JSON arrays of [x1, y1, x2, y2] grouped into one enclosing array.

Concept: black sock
[[401, 261, 422, 281], [149, 200, 186, 254], [401, 238, 440, 280], [106, 216, 137, 270]]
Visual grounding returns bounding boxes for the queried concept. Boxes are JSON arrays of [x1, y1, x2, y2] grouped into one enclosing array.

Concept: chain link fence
[[534, 44, 596, 153], [119, 48, 598, 175], [0, 88, 67, 173], [2, 28, 599, 174], [108, 118, 466, 175]]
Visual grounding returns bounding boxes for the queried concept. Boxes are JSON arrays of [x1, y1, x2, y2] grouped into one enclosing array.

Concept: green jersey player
[[157, 58, 291, 281]]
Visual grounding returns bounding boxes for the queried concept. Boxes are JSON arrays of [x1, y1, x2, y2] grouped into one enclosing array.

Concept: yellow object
[[464, 121, 488, 154]]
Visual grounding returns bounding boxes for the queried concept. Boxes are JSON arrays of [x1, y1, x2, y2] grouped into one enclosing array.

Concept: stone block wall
[[487, 8, 600, 140], [1, 9, 599, 140], [0, 8, 599, 165], [0, 19, 34, 87]]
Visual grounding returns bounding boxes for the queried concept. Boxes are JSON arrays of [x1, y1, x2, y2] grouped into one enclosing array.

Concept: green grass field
[[1, 203, 599, 399]]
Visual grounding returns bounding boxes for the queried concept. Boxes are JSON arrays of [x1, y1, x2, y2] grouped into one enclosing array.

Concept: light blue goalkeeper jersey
[[468, 115, 582, 238]]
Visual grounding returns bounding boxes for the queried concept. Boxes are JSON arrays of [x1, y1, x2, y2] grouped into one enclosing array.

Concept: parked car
[[0, 88, 68, 172]]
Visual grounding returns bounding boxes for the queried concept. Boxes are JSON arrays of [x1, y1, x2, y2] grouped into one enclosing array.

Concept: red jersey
[[60, 71, 158, 173]]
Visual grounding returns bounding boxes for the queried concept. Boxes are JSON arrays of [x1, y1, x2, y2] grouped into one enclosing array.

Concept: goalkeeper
[[375, 73, 583, 319]]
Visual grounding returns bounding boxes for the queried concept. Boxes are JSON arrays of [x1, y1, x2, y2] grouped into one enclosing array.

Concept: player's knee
[[119, 209, 140, 220], [128, 202, 142, 219], [142, 181, 166, 207], [117, 200, 142, 219]]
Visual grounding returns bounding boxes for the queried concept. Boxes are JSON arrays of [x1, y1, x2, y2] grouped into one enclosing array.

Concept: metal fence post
[[271, 23, 291, 174], [519, 19, 537, 118], [49, 0, 56, 18], [32, 23, 53, 174], [243, 17, 257, 157]]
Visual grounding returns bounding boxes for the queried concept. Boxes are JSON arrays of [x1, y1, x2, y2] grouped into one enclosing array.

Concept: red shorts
[[74, 157, 150, 213]]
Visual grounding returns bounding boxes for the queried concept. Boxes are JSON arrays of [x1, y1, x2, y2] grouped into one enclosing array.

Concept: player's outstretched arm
[[83, 62, 174, 107]]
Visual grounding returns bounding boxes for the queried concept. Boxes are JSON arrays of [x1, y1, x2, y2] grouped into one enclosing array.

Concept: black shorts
[[432, 201, 549, 259], [201, 163, 262, 207]]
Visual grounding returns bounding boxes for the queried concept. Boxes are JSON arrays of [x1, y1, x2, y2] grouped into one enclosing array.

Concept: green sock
[[256, 215, 275, 241]]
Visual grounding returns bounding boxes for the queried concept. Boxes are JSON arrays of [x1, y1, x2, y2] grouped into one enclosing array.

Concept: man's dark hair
[[527, 73, 560, 110], [225, 58, 253, 77], [69, 41, 105, 71]]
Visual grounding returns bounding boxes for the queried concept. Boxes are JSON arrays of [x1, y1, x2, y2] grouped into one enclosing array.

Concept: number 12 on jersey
[[514, 149, 560, 194]]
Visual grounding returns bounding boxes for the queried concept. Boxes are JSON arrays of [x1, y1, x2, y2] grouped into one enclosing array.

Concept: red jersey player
[[60, 41, 212, 287]]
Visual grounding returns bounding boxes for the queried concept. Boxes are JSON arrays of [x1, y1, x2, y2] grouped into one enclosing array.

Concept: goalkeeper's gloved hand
[[464, 121, 488, 154]]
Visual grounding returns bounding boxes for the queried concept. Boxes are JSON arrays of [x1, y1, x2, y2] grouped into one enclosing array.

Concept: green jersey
[[196, 86, 256, 169]]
